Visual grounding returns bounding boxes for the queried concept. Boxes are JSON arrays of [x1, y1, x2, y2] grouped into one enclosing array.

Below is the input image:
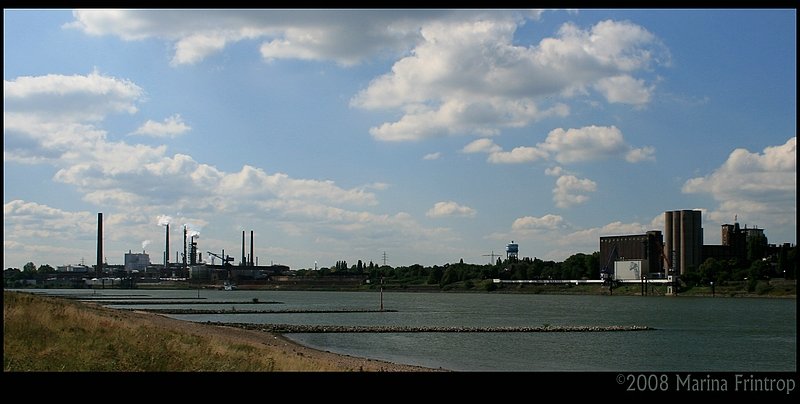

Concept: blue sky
[[3, 9, 796, 270]]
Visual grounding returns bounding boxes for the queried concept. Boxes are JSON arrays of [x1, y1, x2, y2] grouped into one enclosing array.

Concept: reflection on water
[[18, 288, 796, 371]]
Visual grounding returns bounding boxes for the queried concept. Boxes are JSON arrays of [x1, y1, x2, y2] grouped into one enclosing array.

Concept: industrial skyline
[[4, 9, 796, 270]]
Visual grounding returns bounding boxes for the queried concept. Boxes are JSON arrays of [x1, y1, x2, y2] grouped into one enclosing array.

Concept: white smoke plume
[[157, 215, 172, 226], [184, 222, 202, 238], [142, 240, 151, 250]]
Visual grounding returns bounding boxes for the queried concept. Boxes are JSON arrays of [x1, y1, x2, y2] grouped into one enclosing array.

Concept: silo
[[664, 211, 674, 272], [682, 209, 702, 272]]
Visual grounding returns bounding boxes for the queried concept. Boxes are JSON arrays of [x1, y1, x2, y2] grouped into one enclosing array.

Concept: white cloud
[[66, 11, 666, 143], [511, 214, 564, 232], [625, 145, 656, 162], [462, 138, 502, 154], [4, 72, 146, 165], [353, 17, 666, 141], [553, 175, 597, 208], [4, 200, 97, 239], [539, 125, 653, 164], [682, 137, 796, 231], [426, 201, 477, 218], [459, 126, 652, 165], [593, 75, 654, 106], [488, 146, 549, 164], [65, 9, 462, 66], [544, 166, 564, 176], [4, 70, 143, 122], [559, 220, 653, 249], [131, 114, 191, 138], [423, 152, 441, 160]]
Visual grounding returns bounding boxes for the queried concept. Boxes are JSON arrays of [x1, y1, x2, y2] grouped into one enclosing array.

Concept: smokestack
[[242, 230, 246, 266], [165, 223, 170, 268], [250, 230, 254, 266], [183, 225, 187, 270], [97, 213, 103, 276]]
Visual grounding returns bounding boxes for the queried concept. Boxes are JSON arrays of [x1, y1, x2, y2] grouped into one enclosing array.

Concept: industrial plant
[[599, 209, 786, 282], [35, 214, 289, 289]]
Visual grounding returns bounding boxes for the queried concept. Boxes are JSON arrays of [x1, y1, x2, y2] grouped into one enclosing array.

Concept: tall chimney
[[242, 230, 246, 266], [165, 223, 170, 268], [250, 230, 254, 266], [97, 213, 103, 276], [183, 225, 187, 271]]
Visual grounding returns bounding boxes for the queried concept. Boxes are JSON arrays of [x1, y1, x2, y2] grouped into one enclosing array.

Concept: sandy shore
[[128, 309, 445, 372]]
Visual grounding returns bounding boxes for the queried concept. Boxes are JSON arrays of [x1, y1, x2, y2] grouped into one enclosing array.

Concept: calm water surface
[[24, 289, 796, 371]]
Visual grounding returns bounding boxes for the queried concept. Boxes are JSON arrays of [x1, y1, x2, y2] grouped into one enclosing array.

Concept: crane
[[207, 251, 234, 265], [601, 245, 618, 283], [207, 250, 235, 283]]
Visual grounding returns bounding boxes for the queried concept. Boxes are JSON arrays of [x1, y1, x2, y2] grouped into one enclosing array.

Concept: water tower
[[506, 241, 519, 260]]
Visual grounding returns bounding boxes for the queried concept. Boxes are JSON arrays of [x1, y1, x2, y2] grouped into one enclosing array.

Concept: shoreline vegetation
[[3, 291, 441, 372]]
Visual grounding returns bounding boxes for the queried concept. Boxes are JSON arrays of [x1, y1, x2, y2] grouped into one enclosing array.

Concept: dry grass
[[3, 291, 434, 372]]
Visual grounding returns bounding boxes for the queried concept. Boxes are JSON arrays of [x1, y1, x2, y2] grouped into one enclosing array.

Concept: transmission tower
[[482, 250, 501, 264], [382, 251, 388, 266]]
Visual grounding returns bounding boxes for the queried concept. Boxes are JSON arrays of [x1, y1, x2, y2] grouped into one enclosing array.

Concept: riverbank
[[3, 291, 441, 372]]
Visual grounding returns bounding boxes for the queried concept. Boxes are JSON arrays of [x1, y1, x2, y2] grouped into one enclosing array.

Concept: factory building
[[599, 231, 664, 280], [703, 221, 768, 263], [56, 264, 90, 273], [124, 250, 150, 272]]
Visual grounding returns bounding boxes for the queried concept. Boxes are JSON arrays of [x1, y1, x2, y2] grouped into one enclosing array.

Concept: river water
[[22, 289, 796, 372]]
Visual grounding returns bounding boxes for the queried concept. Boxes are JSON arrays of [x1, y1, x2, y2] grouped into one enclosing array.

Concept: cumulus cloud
[[4, 72, 382, 238], [559, 220, 653, 248], [553, 175, 597, 208], [65, 11, 666, 143], [511, 214, 564, 232], [539, 125, 653, 164], [544, 166, 564, 176], [131, 114, 191, 138], [65, 9, 464, 66], [423, 152, 441, 160], [682, 137, 796, 229], [4, 200, 97, 238], [593, 75, 654, 106], [462, 138, 502, 154], [4, 70, 143, 122], [462, 126, 652, 166], [426, 201, 477, 218], [488, 146, 549, 164], [353, 17, 666, 141], [3, 71, 146, 165]]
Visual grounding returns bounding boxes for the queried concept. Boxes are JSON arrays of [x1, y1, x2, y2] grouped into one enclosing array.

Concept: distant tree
[[38, 264, 55, 274], [785, 246, 797, 279], [698, 258, 722, 284], [427, 266, 443, 284], [23, 262, 36, 272], [440, 266, 459, 286]]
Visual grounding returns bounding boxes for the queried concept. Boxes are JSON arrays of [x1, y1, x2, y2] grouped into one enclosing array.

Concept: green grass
[[2, 291, 356, 372]]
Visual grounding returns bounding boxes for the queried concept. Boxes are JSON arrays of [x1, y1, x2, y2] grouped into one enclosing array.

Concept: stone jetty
[[130, 308, 398, 314], [211, 323, 655, 333]]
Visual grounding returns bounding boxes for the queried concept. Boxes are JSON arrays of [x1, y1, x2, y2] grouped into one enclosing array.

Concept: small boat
[[222, 281, 236, 291]]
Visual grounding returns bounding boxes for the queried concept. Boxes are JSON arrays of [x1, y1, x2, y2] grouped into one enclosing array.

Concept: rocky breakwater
[[210, 323, 655, 333]]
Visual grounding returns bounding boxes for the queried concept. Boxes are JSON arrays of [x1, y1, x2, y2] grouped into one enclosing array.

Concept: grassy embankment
[[3, 291, 367, 371]]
